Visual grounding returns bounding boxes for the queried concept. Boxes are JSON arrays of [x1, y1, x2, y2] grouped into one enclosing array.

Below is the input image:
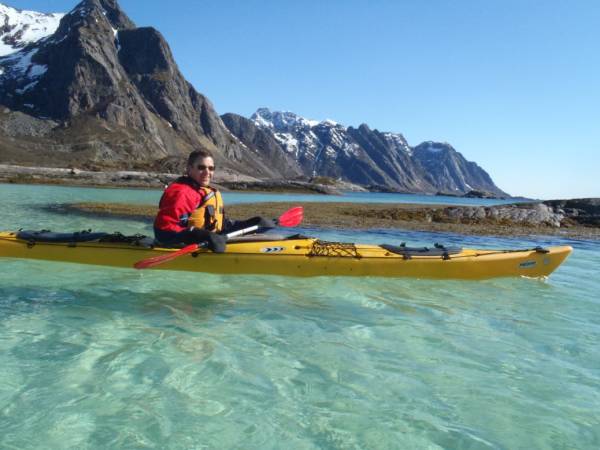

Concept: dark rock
[[544, 198, 600, 227], [442, 203, 564, 227], [412, 142, 505, 197], [220, 113, 303, 179], [462, 189, 500, 199], [436, 191, 460, 197], [346, 124, 432, 192]]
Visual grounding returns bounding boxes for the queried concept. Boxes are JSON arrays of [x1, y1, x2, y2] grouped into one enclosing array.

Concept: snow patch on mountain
[[252, 108, 321, 132], [14, 79, 38, 93], [0, 46, 47, 87], [421, 141, 447, 153], [112, 27, 121, 51], [382, 132, 412, 155], [273, 132, 299, 154], [0, 3, 64, 56], [252, 107, 347, 161]]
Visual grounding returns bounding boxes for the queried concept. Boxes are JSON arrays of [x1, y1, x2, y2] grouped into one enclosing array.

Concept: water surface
[[1, 184, 598, 449]]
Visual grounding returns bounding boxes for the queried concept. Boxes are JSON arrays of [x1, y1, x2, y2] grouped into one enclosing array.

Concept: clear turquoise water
[[1, 184, 599, 449]]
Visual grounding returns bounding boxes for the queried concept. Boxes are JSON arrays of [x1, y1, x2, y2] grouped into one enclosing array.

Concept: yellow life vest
[[188, 187, 224, 232]]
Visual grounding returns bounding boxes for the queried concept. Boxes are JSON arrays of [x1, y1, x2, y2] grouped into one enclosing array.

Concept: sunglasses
[[196, 164, 215, 172]]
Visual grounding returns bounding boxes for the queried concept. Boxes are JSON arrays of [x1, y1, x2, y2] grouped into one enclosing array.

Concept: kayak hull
[[0, 231, 572, 279]]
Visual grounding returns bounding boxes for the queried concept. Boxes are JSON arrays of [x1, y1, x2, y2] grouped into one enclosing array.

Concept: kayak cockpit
[[14, 229, 298, 248]]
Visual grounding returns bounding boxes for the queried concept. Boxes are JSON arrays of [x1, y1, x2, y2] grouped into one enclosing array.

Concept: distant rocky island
[[1, 0, 505, 197]]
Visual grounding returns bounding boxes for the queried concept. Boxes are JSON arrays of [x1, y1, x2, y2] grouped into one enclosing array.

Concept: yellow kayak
[[0, 230, 571, 279]]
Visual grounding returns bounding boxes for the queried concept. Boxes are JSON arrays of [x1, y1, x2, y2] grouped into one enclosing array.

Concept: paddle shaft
[[191, 224, 260, 251], [134, 206, 303, 269]]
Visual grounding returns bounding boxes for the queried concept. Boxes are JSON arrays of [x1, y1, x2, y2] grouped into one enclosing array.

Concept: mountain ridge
[[220, 108, 506, 196], [0, 0, 507, 196]]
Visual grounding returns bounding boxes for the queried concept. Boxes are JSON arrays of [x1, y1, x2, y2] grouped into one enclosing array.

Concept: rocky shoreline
[[0, 164, 357, 194], [46, 200, 600, 239]]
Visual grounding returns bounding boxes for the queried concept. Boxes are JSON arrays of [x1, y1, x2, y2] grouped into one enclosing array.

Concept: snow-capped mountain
[[0, 0, 505, 194], [221, 107, 505, 195], [0, 3, 63, 56], [251, 108, 412, 163], [0, 0, 286, 178]]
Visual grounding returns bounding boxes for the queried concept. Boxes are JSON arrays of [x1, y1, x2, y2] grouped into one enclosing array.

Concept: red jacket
[[154, 177, 208, 232]]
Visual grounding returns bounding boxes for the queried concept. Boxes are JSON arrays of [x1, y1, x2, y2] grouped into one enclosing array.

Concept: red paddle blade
[[134, 243, 199, 270], [278, 206, 303, 227]]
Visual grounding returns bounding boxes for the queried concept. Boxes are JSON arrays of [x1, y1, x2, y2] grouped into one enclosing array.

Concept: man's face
[[187, 156, 215, 187]]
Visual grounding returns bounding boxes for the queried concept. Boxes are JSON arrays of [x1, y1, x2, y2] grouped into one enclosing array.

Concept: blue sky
[[9, 0, 600, 199]]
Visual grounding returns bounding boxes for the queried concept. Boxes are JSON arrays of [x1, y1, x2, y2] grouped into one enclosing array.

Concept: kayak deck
[[0, 231, 572, 279]]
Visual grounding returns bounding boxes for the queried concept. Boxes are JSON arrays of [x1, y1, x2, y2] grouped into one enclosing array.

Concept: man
[[154, 149, 272, 252]]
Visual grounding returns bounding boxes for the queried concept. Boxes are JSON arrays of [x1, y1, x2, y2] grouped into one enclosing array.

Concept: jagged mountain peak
[[0, 2, 63, 56], [65, 0, 134, 31], [0, 0, 130, 118], [94, 0, 135, 29], [0, 0, 195, 125], [251, 107, 342, 131], [0, 0, 138, 112], [320, 118, 339, 127], [50, 0, 134, 48]]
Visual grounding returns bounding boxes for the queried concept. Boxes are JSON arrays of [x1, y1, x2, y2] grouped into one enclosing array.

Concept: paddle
[[134, 206, 303, 270]]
